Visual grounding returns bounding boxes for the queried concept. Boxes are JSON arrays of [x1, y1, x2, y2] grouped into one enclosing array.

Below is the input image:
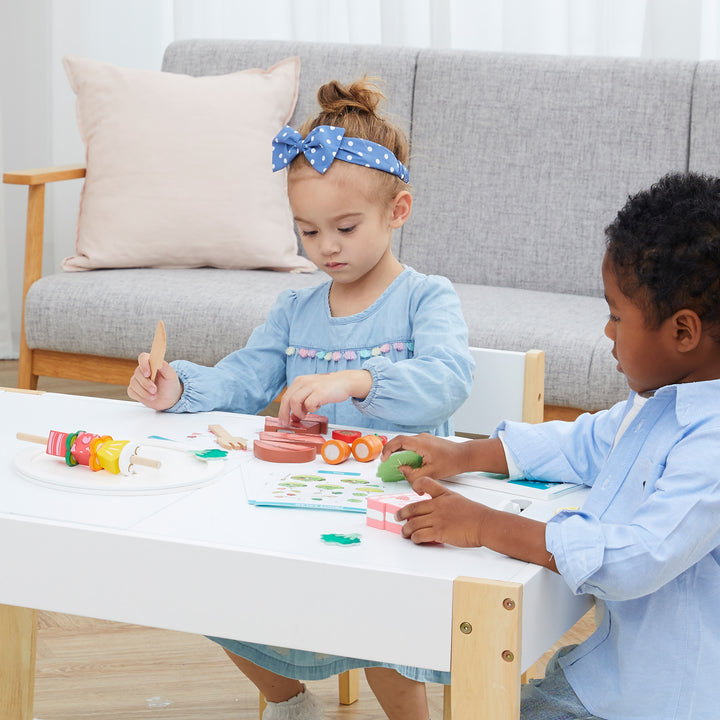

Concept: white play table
[[0, 389, 591, 719]]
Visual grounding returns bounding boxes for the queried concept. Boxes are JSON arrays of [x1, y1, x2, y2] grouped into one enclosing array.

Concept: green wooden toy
[[376, 450, 423, 482]]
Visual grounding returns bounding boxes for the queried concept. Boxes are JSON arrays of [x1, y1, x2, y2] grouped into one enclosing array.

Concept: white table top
[[0, 389, 591, 673]]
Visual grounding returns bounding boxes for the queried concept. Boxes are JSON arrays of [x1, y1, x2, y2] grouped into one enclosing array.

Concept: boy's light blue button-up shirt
[[498, 380, 720, 720], [169, 267, 473, 436]]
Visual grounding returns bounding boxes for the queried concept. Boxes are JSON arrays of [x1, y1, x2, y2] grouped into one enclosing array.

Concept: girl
[[128, 78, 473, 719]]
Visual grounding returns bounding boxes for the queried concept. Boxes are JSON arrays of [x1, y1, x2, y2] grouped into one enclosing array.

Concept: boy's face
[[602, 253, 683, 394]]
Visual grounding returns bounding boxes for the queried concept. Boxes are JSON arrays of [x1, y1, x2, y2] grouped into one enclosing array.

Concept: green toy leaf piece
[[376, 450, 423, 482], [320, 533, 362, 545], [194, 448, 229, 459]]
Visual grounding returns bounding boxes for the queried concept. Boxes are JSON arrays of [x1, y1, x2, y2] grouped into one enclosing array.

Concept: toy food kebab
[[16, 430, 161, 475]]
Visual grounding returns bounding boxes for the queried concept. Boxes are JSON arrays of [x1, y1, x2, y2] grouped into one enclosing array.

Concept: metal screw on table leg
[[502, 650, 515, 663], [460, 621, 472, 634], [503, 597, 516, 611]]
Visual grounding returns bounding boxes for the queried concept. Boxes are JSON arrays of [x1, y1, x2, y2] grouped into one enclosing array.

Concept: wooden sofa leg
[[17, 346, 38, 391]]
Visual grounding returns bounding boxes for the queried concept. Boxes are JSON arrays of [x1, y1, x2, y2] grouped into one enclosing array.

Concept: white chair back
[[453, 347, 544, 436]]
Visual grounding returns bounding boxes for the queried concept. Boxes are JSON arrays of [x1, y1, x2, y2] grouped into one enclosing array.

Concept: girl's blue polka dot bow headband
[[272, 125, 409, 183]]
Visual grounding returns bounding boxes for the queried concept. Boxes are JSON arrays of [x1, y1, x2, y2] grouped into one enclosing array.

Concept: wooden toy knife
[[148, 320, 166, 382]]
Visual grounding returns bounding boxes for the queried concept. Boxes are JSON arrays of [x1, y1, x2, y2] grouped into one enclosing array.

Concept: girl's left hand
[[395, 476, 489, 546], [279, 370, 372, 424]]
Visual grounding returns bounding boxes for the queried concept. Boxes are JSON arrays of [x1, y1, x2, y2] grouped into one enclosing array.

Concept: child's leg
[[223, 648, 305, 702], [364, 667, 430, 720]]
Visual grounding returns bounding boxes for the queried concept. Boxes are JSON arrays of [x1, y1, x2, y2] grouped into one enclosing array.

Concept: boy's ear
[[671, 309, 703, 352], [389, 190, 412, 229]]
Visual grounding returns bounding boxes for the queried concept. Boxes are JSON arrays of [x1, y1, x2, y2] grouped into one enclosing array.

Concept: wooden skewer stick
[[15, 432, 161, 469]]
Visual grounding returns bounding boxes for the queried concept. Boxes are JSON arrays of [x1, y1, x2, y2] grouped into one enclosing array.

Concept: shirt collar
[[652, 378, 720, 426]]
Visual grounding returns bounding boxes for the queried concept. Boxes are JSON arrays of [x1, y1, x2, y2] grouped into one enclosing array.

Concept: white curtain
[[2, 0, 720, 358]]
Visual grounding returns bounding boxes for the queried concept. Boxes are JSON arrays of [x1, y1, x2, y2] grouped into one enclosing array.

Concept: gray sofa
[[14, 39, 720, 415]]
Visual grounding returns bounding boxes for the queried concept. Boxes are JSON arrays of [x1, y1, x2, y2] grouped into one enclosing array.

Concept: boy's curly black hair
[[605, 172, 720, 340]]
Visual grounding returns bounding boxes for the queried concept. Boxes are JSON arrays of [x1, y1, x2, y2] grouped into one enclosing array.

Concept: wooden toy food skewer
[[148, 320, 166, 382], [16, 432, 161, 472]]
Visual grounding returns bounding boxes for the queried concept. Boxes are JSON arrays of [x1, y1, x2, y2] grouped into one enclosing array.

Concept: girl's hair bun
[[315, 77, 384, 117]]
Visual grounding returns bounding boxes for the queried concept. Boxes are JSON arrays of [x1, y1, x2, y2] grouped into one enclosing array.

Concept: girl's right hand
[[127, 352, 183, 410], [380, 433, 471, 483]]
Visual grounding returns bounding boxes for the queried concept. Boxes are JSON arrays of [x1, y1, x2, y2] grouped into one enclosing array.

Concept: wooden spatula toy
[[148, 320, 166, 382]]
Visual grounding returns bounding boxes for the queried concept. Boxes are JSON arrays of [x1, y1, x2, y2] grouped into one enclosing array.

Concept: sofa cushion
[[454, 283, 628, 411], [688, 60, 720, 176], [25, 268, 626, 410], [62, 55, 314, 273], [403, 52, 696, 298], [24, 269, 327, 367]]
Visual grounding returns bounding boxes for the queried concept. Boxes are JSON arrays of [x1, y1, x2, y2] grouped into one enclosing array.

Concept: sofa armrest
[[3, 163, 85, 288], [3, 164, 86, 185], [4, 163, 86, 389]]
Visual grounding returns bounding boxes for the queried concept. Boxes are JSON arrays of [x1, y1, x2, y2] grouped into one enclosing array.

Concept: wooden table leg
[[338, 669, 359, 704], [446, 577, 522, 720], [0, 604, 38, 720]]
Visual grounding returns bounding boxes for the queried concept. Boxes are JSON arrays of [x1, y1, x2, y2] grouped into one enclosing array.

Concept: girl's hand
[[127, 352, 183, 410], [380, 433, 472, 482], [279, 370, 372, 424], [395, 476, 488, 546]]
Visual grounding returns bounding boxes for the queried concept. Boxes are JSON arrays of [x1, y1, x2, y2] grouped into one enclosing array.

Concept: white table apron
[[0, 389, 591, 720]]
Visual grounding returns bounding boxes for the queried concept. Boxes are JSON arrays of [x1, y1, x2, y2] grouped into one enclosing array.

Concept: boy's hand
[[396, 476, 488, 546], [127, 352, 182, 410], [279, 370, 372, 424], [381, 433, 470, 482], [399, 478, 558, 573]]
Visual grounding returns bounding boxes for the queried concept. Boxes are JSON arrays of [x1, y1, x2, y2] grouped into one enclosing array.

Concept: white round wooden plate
[[13, 444, 228, 495]]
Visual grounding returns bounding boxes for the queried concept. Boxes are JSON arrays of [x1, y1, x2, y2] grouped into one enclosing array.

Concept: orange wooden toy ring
[[351, 435, 384, 463]]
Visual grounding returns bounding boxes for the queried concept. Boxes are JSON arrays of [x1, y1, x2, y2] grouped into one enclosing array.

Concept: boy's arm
[[396, 476, 558, 572]]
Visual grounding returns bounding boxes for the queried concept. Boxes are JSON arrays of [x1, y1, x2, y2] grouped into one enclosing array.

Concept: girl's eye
[[338, 226, 356, 234], [300, 229, 317, 237], [608, 313, 620, 322]]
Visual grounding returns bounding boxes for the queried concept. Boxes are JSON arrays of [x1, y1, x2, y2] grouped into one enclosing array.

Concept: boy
[[383, 172, 720, 719]]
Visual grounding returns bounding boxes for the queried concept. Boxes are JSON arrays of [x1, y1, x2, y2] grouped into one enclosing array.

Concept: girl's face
[[602, 253, 685, 394], [287, 163, 408, 289]]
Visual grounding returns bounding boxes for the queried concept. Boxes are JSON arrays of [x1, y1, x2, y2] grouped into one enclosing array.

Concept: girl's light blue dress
[[169, 266, 473, 683], [169, 267, 473, 437]]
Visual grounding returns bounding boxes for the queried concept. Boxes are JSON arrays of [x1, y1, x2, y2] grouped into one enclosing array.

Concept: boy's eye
[[608, 313, 620, 322], [299, 229, 317, 237], [338, 226, 356, 234]]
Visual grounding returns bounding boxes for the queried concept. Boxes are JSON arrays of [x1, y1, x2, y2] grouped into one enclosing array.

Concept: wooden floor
[[0, 360, 595, 719]]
